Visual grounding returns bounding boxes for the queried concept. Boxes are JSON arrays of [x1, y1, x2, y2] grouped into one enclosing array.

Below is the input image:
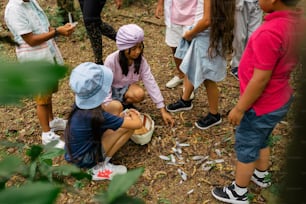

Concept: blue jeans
[[235, 97, 293, 163]]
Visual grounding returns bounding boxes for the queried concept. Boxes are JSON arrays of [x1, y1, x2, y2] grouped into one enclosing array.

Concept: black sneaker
[[251, 173, 271, 188], [230, 67, 239, 80], [212, 183, 249, 204], [166, 98, 193, 113], [195, 113, 222, 130]]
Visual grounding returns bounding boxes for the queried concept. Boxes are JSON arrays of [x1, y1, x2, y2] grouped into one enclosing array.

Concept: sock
[[233, 182, 248, 196], [254, 168, 269, 178], [103, 156, 111, 166]]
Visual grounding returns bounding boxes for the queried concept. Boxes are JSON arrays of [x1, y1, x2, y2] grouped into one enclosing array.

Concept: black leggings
[[78, 0, 117, 64]]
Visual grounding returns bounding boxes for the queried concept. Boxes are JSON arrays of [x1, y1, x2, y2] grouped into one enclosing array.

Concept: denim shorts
[[111, 86, 129, 102], [235, 97, 293, 163], [74, 146, 105, 169]]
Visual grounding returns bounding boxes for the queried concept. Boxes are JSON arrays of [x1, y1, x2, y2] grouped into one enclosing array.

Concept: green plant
[[94, 167, 145, 204], [158, 197, 171, 204], [0, 60, 67, 105], [0, 142, 89, 203], [268, 135, 282, 147]]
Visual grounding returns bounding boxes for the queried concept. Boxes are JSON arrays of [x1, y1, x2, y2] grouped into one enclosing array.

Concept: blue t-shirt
[[64, 109, 123, 163]]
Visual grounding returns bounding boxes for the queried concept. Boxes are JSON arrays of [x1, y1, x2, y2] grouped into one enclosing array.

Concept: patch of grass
[[268, 135, 282, 147], [158, 197, 171, 204]]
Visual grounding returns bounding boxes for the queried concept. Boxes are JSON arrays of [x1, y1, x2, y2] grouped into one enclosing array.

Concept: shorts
[[73, 145, 106, 169], [111, 86, 129, 102], [35, 94, 52, 105], [35, 83, 58, 105], [165, 24, 191, 47], [235, 97, 293, 163]]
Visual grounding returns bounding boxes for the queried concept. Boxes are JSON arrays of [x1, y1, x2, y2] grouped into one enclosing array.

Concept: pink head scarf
[[116, 24, 144, 50]]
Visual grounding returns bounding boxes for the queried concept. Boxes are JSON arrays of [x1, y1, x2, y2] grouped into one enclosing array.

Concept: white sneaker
[[49, 117, 67, 131], [41, 131, 65, 149], [90, 162, 127, 181], [166, 76, 183, 88]]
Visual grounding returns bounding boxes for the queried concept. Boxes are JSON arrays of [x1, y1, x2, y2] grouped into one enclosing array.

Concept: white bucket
[[131, 113, 154, 145]]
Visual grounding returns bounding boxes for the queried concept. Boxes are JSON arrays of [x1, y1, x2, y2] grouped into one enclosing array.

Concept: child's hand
[[228, 106, 244, 126], [122, 109, 140, 120], [183, 30, 194, 42], [161, 108, 174, 127], [56, 24, 75, 36], [155, 3, 163, 19]]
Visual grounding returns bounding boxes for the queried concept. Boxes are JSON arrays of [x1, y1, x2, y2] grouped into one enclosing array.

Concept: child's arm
[[228, 68, 272, 125], [155, 0, 164, 19], [183, 0, 211, 41], [21, 24, 75, 47]]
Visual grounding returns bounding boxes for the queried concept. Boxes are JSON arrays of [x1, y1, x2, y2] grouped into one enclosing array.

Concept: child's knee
[[134, 88, 145, 101]]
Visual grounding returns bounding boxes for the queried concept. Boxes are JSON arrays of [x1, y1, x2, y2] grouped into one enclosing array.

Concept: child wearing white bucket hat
[[65, 62, 142, 180], [103, 24, 174, 127]]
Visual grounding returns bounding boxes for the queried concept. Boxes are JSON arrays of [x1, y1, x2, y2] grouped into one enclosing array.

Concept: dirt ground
[[0, 1, 294, 203]]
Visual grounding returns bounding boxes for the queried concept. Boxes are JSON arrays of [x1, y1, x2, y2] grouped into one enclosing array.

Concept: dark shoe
[[166, 98, 193, 113], [122, 103, 139, 111], [251, 172, 271, 188], [195, 113, 222, 130], [212, 182, 249, 204], [230, 67, 239, 80]]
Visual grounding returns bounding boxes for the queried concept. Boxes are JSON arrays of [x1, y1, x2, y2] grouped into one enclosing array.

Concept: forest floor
[[0, 0, 296, 203]]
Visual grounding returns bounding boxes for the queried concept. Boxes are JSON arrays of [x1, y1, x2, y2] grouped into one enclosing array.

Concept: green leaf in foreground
[[95, 167, 144, 203], [0, 60, 67, 105], [0, 182, 60, 204]]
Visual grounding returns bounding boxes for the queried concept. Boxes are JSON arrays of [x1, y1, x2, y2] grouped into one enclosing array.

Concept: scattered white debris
[[178, 168, 187, 181], [215, 149, 222, 157], [178, 143, 190, 147], [223, 137, 231, 142], [214, 159, 225, 163], [192, 155, 207, 160], [187, 189, 194, 195], [159, 155, 170, 161], [202, 166, 213, 171], [170, 154, 176, 163], [176, 147, 182, 154], [279, 120, 288, 125]]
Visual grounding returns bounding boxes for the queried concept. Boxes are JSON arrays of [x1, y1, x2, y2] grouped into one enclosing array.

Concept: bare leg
[[102, 100, 123, 116], [171, 47, 184, 79], [124, 84, 145, 104], [255, 147, 270, 171], [102, 128, 134, 157], [235, 161, 255, 187], [235, 147, 270, 187], [204, 80, 219, 114], [47, 103, 54, 122], [37, 104, 51, 132], [182, 76, 194, 101]]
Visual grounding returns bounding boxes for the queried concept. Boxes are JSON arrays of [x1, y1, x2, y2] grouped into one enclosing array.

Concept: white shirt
[[5, 0, 63, 64]]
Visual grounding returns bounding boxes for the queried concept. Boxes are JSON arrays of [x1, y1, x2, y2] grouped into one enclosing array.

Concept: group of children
[[4, 0, 305, 203]]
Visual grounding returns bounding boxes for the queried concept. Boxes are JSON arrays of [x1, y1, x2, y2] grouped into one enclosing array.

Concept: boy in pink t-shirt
[[212, 0, 305, 203]]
